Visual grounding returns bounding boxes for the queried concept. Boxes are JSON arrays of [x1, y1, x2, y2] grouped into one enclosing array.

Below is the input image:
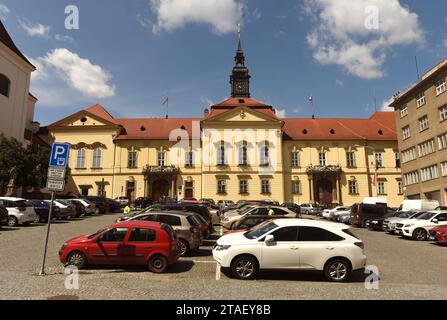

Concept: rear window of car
[[10, 200, 28, 208], [342, 229, 360, 240], [298, 227, 344, 241], [187, 215, 201, 227], [128, 228, 156, 242], [162, 225, 176, 241]]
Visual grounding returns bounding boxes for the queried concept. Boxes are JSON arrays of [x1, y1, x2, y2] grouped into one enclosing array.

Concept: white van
[[398, 199, 439, 212], [363, 197, 388, 206]]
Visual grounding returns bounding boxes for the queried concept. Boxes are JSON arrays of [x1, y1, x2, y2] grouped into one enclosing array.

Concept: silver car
[[123, 211, 202, 257]]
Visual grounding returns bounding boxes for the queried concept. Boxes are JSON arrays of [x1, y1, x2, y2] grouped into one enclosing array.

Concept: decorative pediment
[[49, 109, 118, 128], [205, 106, 279, 123]]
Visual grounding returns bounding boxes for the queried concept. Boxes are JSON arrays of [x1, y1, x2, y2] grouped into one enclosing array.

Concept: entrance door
[[316, 179, 333, 206], [184, 181, 194, 198], [152, 179, 170, 202]]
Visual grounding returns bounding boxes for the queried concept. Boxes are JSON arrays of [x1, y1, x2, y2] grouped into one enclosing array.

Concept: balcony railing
[[142, 165, 180, 175]]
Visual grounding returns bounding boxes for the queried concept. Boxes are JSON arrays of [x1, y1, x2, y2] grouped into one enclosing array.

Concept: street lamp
[[353, 144, 379, 197]]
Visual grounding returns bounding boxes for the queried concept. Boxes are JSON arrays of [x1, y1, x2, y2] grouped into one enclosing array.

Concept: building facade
[[47, 37, 403, 207], [0, 21, 38, 144], [391, 59, 447, 205]]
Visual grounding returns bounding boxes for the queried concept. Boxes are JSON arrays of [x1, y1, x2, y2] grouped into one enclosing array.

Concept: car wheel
[[148, 255, 168, 273], [324, 259, 351, 282], [67, 251, 87, 269], [8, 216, 18, 227], [412, 228, 427, 241], [178, 239, 190, 257], [231, 255, 258, 280]]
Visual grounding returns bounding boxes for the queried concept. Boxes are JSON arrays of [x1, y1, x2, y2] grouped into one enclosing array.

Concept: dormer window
[[238, 99, 245, 104], [302, 129, 308, 134], [140, 126, 146, 132], [330, 129, 335, 135], [0, 74, 10, 98]]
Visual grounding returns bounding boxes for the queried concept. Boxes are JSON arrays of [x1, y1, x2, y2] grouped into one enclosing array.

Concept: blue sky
[[1, 0, 446, 125]]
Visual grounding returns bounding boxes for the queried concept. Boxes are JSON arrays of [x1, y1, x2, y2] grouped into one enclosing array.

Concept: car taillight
[[16, 207, 26, 212], [354, 242, 364, 249]]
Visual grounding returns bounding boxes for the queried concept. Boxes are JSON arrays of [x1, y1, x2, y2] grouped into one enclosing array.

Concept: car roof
[[273, 218, 347, 229], [114, 221, 163, 229], [141, 211, 194, 217], [0, 197, 26, 201]]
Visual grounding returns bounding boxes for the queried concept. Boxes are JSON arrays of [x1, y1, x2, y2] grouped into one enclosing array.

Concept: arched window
[[0, 74, 11, 98], [92, 148, 102, 168], [76, 148, 86, 169]]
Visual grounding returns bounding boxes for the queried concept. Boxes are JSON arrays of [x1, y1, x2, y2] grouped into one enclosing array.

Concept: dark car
[[106, 198, 122, 213], [350, 203, 387, 227], [232, 215, 292, 230], [366, 211, 400, 231], [29, 200, 60, 222], [0, 204, 8, 228], [281, 203, 301, 215], [145, 203, 213, 234], [81, 196, 108, 214], [134, 197, 153, 209]]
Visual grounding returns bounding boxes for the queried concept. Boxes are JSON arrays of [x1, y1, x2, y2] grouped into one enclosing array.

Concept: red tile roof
[[205, 97, 279, 120], [0, 20, 35, 68], [213, 97, 271, 108], [283, 112, 397, 141], [85, 104, 116, 123]]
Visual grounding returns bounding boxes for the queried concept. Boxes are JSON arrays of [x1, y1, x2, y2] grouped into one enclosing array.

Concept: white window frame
[[128, 151, 137, 168], [239, 180, 248, 194], [76, 148, 86, 169], [377, 181, 386, 195], [319, 152, 327, 166], [404, 171, 419, 186], [375, 153, 383, 168], [261, 179, 270, 194], [291, 152, 300, 167], [436, 79, 447, 96], [402, 126, 411, 140], [217, 180, 226, 194], [292, 181, 301, 194], [260, 146, 270, 166], [348, 181, 358, 195], [157, 152, 165, 167], [398, 181, 404, 195], [441, 162, 447, 177], [400, 105, 408, 118], [416, 92, 426, 108], [419, 116, 429, 132], [239, 145, 248, 165], [440, 105, 447, 122], [439, 132, 447, 150], [92, 148, 102, 168], [185, 151, 194, 167], [346, 152, 356, 167]]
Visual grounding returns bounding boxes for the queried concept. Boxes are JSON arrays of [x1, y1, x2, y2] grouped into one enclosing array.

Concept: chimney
[[204, 108, 210, 117]]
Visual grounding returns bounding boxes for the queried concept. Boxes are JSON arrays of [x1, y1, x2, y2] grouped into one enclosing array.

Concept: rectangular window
[[157, 152, 165, 167], [97, 183, 106, 197], [348, 181, 358, 194], [419, 116, 429, 132], [217, 180, 226, 194], [398, 181, 404, 195], [404, 171, 419, 186], [217, 144, 227, 165], [375, 153, 383, 168], [441, 162, 447, 177], [261, 179, 270, 194], [292, 181, 301, 194], [402, 126, 411, 140], [185, 151, 194, 167], [239, 180, 248, 194], [346, 152, 356, 167], [421, 165, 438, 182], [401, 147, 417, 163], [418, 139, 435, 157], [435, 79, 447, 96], [76, 148, 86, 169], [400, 105, 408, 118], [239, 146, 248, 165], [377, 181, 386, 195], [319, 152, 327, 166], [416, 92, 426, 108], [395, 152, 401, 168], [260, 147, 270, 166], [440, 105, 447, 122], [291, 152, 300, 167], [128, 151, 137, 168], [92, 148, 102, 168], [439, 132, 447, 150]]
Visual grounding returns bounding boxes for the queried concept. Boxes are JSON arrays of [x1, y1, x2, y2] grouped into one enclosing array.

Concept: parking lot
[[0, 212, 447, 300]]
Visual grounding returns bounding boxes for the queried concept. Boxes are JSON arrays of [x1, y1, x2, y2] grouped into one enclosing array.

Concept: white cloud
[[380, 96, 394, 111], [150, 0, 244, 34], [19, 19, 51, 38], [55, 34, 75, 44], [276, 109, 287, 118], [30, 48, 116, 106], [335, 79, 344, 87], [0, 3, 10, 19], [304, 0, 424, 79], [200, 96, 214, 107]]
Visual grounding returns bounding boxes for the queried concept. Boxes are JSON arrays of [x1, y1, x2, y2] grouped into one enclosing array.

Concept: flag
[[163, 96, 169, 106], [308, 96, 313, 103]]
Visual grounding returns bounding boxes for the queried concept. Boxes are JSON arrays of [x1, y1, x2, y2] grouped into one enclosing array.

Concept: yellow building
[[47, 37, 403, 207]]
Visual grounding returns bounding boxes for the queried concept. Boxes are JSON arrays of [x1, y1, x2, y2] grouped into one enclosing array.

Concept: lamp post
[[353, 144, 378, 197]]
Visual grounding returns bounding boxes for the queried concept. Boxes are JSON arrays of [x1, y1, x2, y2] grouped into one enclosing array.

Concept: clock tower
[[230, 24, 250, 98]]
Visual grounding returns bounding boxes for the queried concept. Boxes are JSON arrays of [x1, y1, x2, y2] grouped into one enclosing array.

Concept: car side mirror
[[432, 219, 439, 224], [265, 234, 275, 246]]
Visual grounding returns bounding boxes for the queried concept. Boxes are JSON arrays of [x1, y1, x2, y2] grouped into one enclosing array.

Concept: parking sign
[[49, 143, 70, 168]]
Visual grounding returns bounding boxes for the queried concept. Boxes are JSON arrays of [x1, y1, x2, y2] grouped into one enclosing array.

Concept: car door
[[435, 213, 447, 226], [296, 226, 345, 270], [126, 227, 157, 265], [261, 226, 300, 269], [91, 227, 130, 265]]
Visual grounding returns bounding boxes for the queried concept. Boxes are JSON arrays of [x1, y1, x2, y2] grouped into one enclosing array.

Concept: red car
[[59, 221, 179, 273], [430, 225, 447, 245]]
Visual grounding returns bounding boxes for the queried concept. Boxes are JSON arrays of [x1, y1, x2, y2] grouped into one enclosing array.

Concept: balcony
[[142, 165, 180, 175]]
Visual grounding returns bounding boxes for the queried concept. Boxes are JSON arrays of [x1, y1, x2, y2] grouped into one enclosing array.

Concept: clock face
[[235, 82, 247, 92]]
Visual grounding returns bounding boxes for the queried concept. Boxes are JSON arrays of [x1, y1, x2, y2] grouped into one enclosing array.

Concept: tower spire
[[230, 23, 250, 97]]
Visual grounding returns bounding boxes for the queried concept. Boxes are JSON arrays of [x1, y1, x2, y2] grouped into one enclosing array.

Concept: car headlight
[[372, 220, 378, 224], [215, 245, 231, 251], [404, 224, 414, 228]]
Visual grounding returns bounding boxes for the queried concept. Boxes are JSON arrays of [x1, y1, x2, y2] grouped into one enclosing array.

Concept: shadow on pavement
[[190, 248, 212, 257], [78, 260, 195, 274]]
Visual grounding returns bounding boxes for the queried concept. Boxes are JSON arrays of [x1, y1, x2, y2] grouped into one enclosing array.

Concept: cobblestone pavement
[[1, 213, 447, 300]]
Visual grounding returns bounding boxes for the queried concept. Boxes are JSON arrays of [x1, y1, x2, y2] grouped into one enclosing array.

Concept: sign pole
[[39, 191, 55, 276]]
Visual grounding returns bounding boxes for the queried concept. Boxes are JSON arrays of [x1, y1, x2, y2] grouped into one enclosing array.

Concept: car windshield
[[416, 212, 437, 220], [397, 211, 411, 218], [88, 228, 108, 239], [238, 207, 254, 215], [384, 212, 395, 218], [245, 221, 278, 239]]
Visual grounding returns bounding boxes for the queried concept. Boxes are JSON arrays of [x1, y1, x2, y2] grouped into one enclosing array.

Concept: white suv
[[0, 197, 38, 227], [213, 219, 366, 282], [398, 211, 447, 240]]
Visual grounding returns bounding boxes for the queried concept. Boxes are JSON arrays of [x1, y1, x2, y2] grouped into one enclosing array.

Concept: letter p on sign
[[49, 143, 70, 168]]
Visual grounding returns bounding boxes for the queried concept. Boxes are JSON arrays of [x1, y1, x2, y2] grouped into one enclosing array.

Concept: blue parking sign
[[49, 143, 70, 168]]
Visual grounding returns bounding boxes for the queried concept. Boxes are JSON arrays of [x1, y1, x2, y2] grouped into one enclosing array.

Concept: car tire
[[66, 251, 87, 269], [231, 255, 259, 280], [178, 239, 190, 257], [412, 228, 427, 241], [324, 258, 351, 283], [148, 255, 168, 273], [8, 216, 18, 227]]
